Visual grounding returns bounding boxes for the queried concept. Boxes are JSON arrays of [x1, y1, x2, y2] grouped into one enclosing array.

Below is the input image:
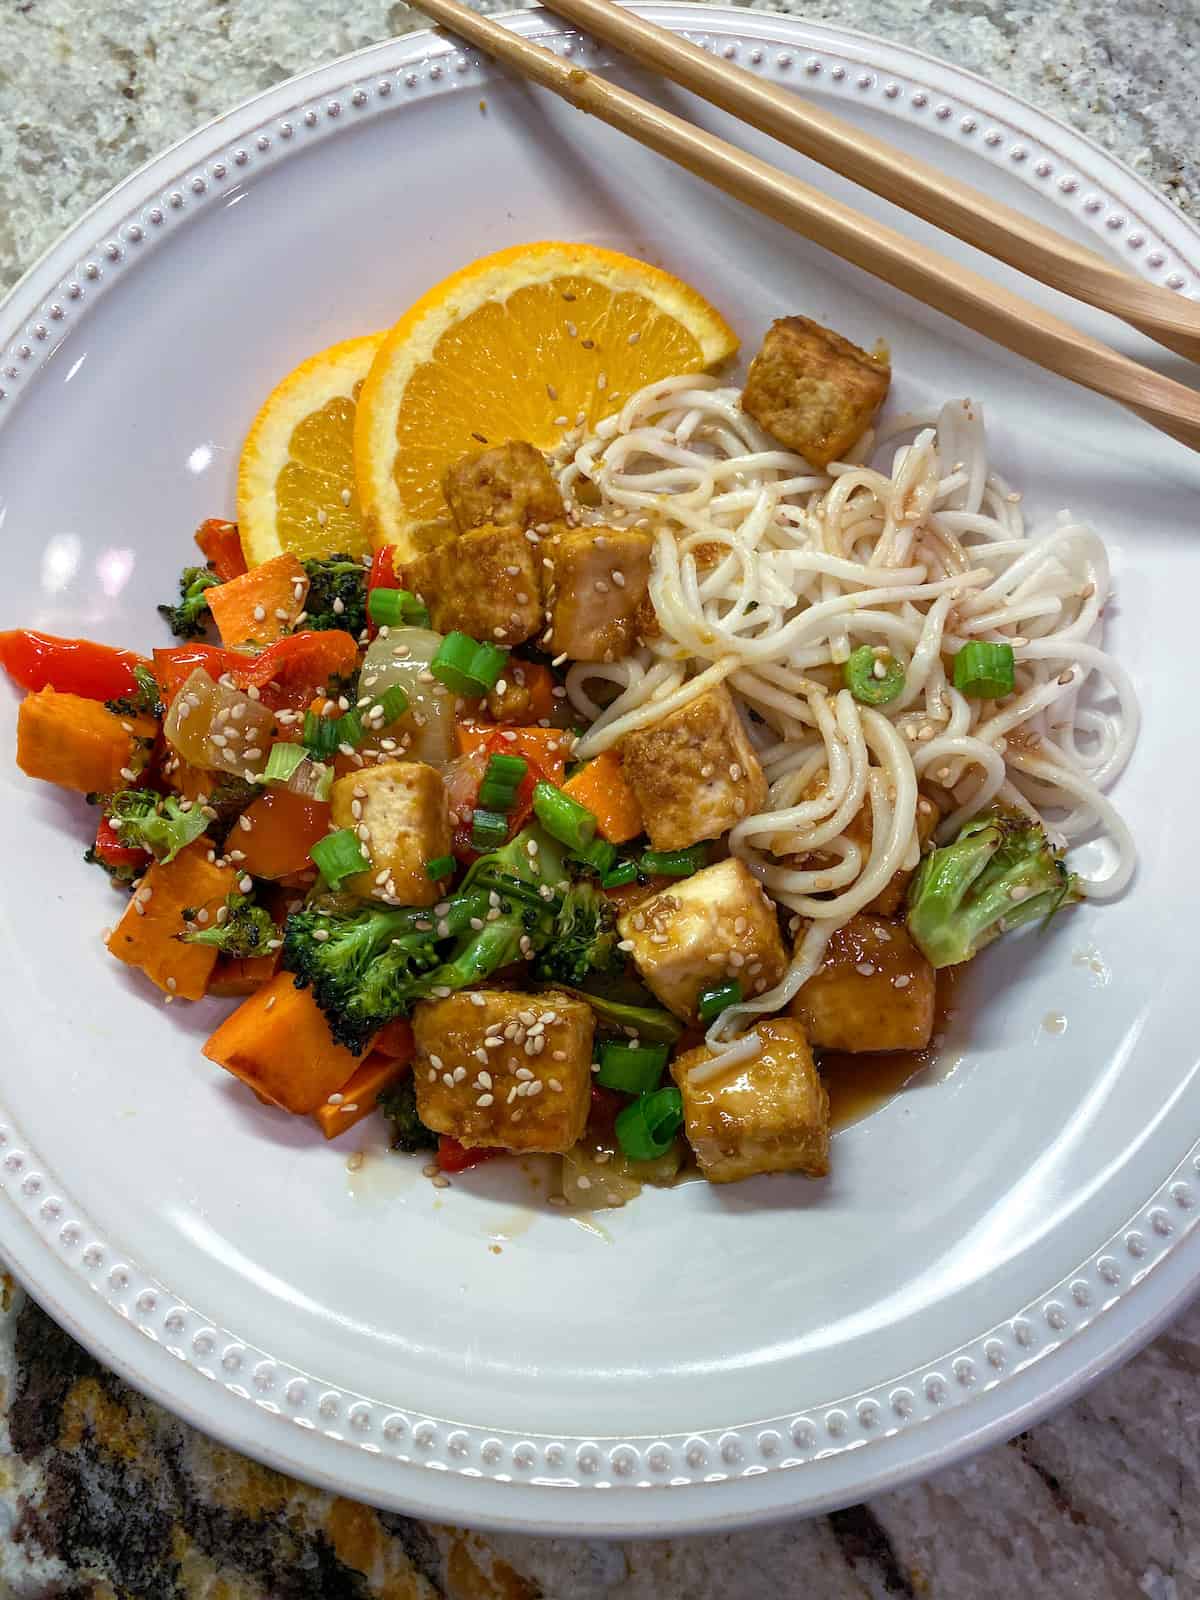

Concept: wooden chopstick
[[415, 0, 1200, 455], [542, 0, 1200, 365]]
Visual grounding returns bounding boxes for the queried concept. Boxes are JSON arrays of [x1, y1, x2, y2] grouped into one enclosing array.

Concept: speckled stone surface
[[2, 1, 1199, 1594]]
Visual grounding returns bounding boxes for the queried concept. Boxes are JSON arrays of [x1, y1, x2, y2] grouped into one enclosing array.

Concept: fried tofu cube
[[790, 915, 934, 1052], [545, 525, 653, 661], [742, 316, 890, 469], [412, 990, 593, 1153], [443, 440, 564, 533], [672, 1019, 829, 1183], [330, 761, 450, 906], [402, 522, 543, 646], [617, 857, 786, 1021], [619, 684, 767, 850]]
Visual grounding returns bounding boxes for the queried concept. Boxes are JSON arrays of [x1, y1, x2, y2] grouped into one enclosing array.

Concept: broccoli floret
[[533, 880, 622, 986], [182, 892, 278, 956], [105, 664, 165, 720], [378, 1077, 438, 1154], [158, 565, 220, 639], [554, 983, 683, 1045], [302, 554, 368, 635], [282, 894, 485, 1053], [105, 788, 207, 864], [282, 826, 569, 1051], [906, 810, 1080, 969]]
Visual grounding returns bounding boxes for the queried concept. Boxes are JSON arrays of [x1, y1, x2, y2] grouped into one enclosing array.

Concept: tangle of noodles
[[553, 377, 1138, 1073]]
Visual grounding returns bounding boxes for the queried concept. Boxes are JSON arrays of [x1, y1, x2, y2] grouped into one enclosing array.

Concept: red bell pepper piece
[[436, 1136, 502, 1175], [0, 630, 150, 701], [193, 519, 247, 583], [366, 545, 400, 638], [445, 729, 550, 864], [154, 629, 360, 711], [587, 1085, 626, 1139], [91, 816, 151, 876]]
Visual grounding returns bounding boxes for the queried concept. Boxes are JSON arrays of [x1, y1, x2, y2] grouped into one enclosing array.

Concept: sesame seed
[[431, 1173, 450, 1188], [546, 382, 558, 401], [238, 814, 253, 832], [442, 1072, 455, 1088], [341, 487, 352, 506], [895, 973, 911, 988], [856, 962, 876, 977], [552, 1049, 567, 1062], [576, 1175, 592, 1190], [470, 992, 487, 1007], [317, 508, 327, 526], [239, 874, 253, 894], [476, 1093, 494, 1107], [729, 763, 742, 781], [565, 321, 577, 336], [253, 605, 267, 622], [243, 747, 262, 761]]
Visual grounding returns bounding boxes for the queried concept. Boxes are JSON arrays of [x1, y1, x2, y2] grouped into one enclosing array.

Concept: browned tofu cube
[[619, 684, 767, 850], [402, 522, 543, 646], [790, 915, 934, 1052], [545, 525, 652, 661], [742, 317, 890, 469], [796, 781, 940, 917], [330, 761, 450, 906], [443, 440, 564, 533], [617, 857, 787, 1020], [412, 990, 593, 1153], [672, 1019, 829, 1183]]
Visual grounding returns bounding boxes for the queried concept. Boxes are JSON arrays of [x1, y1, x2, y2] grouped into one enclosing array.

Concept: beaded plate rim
[[1, 5, 1198, 1532]]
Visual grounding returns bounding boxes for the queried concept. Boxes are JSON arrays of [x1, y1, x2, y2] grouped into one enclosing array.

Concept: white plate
[[1, 5, 1197, 1536]]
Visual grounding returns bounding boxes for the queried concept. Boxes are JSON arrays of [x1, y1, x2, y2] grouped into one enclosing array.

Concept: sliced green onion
[[262, 742, 308, 785], [639, 844, 708, 878], [302, 710, 339, 760], [368, 587, 431, 628], [312, 763, 334, 803], [477, 752, 528, 811], [532, 780, 597, 852], [371, 683, 410, 725], [953, 640, 1016, 699], [425, 854, 455, 881], [595, 1041, 669, 1095], [600, 860, 639, 889], [430, 631, 508, 696], [470, 808, 510, 851], [574, 836, 617, 876], [311, 827, 370, 887], [333, 709, 364, 749], [697, 979, 743, 1025], [615, 1087, 684, 1161], [844, 644, 906, 705]]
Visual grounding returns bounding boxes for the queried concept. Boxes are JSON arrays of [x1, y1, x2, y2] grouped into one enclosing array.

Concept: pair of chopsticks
[[413, 0, 1200, 456]]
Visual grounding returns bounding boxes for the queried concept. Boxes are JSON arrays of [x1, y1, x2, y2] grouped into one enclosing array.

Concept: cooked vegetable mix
[[4, 267, 1133, 1208]]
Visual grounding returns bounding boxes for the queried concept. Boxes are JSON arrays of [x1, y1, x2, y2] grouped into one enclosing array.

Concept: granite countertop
[[1, 2, 1198, 1595]]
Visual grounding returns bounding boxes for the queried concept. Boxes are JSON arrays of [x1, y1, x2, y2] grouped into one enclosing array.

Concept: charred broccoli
[[182, 892, 278, 956], [105, 663, 165, 720], [906, 810, 1080, 968], [533, 880, 622, 987], [302, 555, 368, 635], [104, 788, 207, 864], [158, 564, 220, 639], [378, 1078, 438, 1154]]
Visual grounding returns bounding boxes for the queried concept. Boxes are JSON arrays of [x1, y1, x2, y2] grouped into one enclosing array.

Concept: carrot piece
[[312, 1054, 408, 1140], [485, 660, 556, 725], [207, 951, 281, 997], [194, 518, 247, 582], [371, 1018, 415, 1059], [16, 686, 157, 794], [106, 842, 236, 1000], [235, 788, 331, 879], [563, 749, 644, 844], [205, 553, 309, 648], [202, 973, 365, 1113], [455, 721, 568, 783]]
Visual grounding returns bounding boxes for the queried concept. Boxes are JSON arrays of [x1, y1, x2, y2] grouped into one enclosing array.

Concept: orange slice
[[354, 242, 737, 553], [237, 333, 384, 568]]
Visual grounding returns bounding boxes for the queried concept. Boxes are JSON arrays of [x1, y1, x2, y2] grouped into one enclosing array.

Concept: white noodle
[[555, 384, 1139, 1066]]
